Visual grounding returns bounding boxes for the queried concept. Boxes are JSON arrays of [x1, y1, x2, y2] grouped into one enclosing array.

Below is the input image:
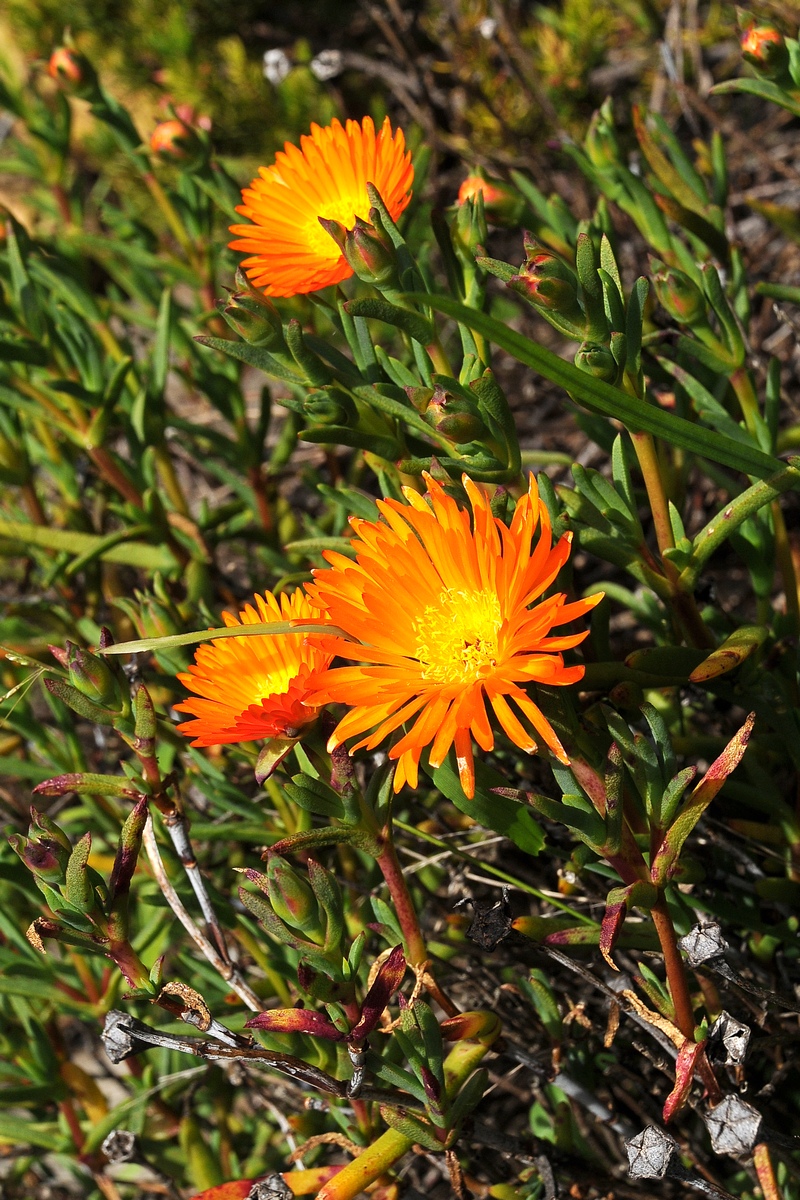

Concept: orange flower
[[457, 174, 524, 227], [229, 116, 413, 298], [150, 119, 192, 159], [740, 24, 786, 71], [175, 590, 332, 747], [304, 474, 601, 798]]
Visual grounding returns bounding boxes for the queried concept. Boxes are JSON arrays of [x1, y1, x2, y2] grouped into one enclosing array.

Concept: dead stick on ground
[[142, 814, 261, 1012]]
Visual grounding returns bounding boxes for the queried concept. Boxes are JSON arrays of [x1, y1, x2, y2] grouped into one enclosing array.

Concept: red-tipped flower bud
[[424, 385, 486, 444], [266, 856, 323, 941], [652, 261, 707, 326], [509, 249, 585, 330], [457, 174, 525, 227], [67, 642, 125, 711], [246, 1007, 342, 1041], [320, 216, 399, 288]]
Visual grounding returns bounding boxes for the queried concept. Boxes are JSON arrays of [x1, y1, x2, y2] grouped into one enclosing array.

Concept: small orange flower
[[741, 24, 786, 70], [150, 119, 192, 158], [457, 174, 524, 227], [48, 47, 85, 87], [458, 175, 504, 208], [229, 116, 413, 298], [175, 590, 332, 747], [304, 474, 601, 798]]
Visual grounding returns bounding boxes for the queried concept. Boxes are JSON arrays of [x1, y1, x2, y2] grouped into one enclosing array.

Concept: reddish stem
[[87, 447, 143, 509], [248, 464, 273, 532], [375, 839, 427, 968], [21, 481, 46, 524], [651, 898, 696, 1040], [60, 1097, 85, 1151]]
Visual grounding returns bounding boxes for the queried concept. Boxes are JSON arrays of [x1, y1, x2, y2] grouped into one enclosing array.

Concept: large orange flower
[[304, 474, 602, 798], [229, 116, 413, 298], [175, 590, 333, 746]]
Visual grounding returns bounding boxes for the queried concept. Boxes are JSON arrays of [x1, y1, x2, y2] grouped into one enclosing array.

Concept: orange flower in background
[[304, 474, 602, 798], [740, 24, 786, 71], [229, 116, 413, 298], [150, 119, 192, 159], [458, 175, 504, 207], [175, 590, 332, 746]]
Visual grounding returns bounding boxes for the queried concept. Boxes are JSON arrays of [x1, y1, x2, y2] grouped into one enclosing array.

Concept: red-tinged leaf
[[246, 1008, 342, 1041], [600, 881, 658, 969], [440, 1010, 502, 1043], [348, 944, 406, 1043], [600, 899, 627, 970], [651, 714, 755, 885], [190, 1183, 252, 1200], [688, 626, 767, 683], [190, 1167, 345, 1199], [108, 795, 148, 901], [255, 737, 299, 784], [33, 772, 142, 799], [663, 1039, 704, 1123], [568, 757, 608, 815], [266, 827, 364, 859], [420, 1063, 442, 1104]]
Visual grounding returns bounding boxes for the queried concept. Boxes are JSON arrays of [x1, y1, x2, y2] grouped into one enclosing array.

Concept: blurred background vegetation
[[1, 0, 742, 175]]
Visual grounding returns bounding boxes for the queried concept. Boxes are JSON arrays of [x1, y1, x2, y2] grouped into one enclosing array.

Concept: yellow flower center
[[414, 588, 502, 684], [304, 196, 369, 261], [255, 660, 298, 701]]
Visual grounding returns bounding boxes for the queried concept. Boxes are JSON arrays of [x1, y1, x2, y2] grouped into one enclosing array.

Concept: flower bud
[[126, 587, 181, 642], [574, 343, 618, 382], [220, 295, 285, 349], [651, 261, 706, 326], [741, 24, 789, 77], [585, 100, 621, 171], [47, 47, 93, 91], [320, 216, 398, 288], [266, 856, 324, 942], [246, 1007, 342, 1040], [457, 174, 525, 228], [424, 385, 486, 444], [452, 190, 489, 261], [304, 386, 357, 426], [509, 249, 585, 329], [67, 642, 125, 711]]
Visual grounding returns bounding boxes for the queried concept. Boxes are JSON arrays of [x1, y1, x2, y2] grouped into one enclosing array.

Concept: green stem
[[630, 430, 675, 562], [143, 172, 196, 261], [729, 365, 759, 436], [316, 1037, 494, 1200], [772, 499, 800, 634], [682, 463, 800, 587], [426, 332, 454, 377], [730, 368, 800, 631], [630, 430, 713, 648]]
